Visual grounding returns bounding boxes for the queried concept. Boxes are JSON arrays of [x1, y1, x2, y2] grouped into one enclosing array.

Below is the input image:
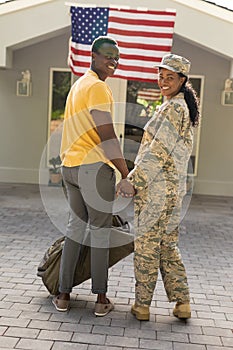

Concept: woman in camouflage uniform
[[118, 54, 200, 321]]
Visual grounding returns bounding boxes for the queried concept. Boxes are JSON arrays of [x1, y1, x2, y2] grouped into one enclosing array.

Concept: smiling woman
[[158, 69, 186, 99], [118, 53, 201, 321]]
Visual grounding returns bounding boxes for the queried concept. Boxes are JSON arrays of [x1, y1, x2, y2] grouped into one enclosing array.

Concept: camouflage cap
[[155, 54, 191, 76]]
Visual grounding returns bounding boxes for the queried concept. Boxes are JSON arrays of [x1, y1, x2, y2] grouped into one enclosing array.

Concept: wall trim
[[0, 0, 52, 16], [1, 168, 233, 197], [194, 179, 233, 197], [0, 167, 39, 184]]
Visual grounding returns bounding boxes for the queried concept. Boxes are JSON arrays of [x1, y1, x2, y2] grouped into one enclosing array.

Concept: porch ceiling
[[0, 0, 233, 68]]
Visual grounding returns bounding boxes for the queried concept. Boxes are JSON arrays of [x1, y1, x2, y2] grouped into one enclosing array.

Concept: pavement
[[0, 182, 233, 350]]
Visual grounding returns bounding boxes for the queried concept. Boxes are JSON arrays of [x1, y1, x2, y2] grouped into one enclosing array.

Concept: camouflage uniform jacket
[[128, 92, 193, 196]]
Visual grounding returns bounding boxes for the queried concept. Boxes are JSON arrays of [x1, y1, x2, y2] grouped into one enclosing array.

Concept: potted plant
[[49, 155, 62, 186]]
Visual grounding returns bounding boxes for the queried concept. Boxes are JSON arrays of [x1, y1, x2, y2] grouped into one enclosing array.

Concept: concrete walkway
[[0, 182, 233, 350]]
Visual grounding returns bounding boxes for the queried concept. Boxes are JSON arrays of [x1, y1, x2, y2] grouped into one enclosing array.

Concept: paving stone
[[4, 326, 40, 338], [173, 343, 206, 350], [72, 332, 106, 345], [3, 295, 33, 303], [0, 326, 7, 336], [29, 297, 51, 305], [11, 303, 40, 312], [221, 337, 233, 347], [9, 277, 36, 284], [141, 321, 171, 332], [0, 309, 21, 318], [0, 289, 25, 298], [49, 313, 82, 323], [211, 305, 233, 315], [0, 317, 30, 328], [214, 319, 233, 328], [193, 298, 219, 306], [202, 326, 233, 337], [157, 330, 189, 342], [80, 314, 111, 326], [60, 323, 92, 333], [125, 328, 156, 340], [19, 311, 51, 321], [13, 283, 40, 291], [123, 348, 149, 350], [186, 318, 215, 327], [153, 307, 170, 316], [110, 318, 140, 329], [191, 304, 211, 312], [140, 338, 172, 349], [189, 334, 222, 346], [51, 342, 88, 350], [219, 300, 233, 307], [0, 336, 20, 348], [16, 338, 53, 349], [0, 282, 16, 289], [38, 330, 72, 341], [0, 184, 233, 350], [226, 313, 233, 321], [106, 335, 138, 348], [172, 324, 202, 334], [28, 320, 61, 330], [88, 346, 122, 350], [197, 311, 226, 320], [92, 325, 124, 336], [206, 346, 233, 350]]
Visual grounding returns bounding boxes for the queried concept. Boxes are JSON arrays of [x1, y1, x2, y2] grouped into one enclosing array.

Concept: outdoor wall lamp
[[16, 70, 32, 97]]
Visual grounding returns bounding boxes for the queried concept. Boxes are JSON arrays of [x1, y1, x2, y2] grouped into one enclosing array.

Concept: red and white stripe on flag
[[69, 7, 176, 82], [137, 88, 161, 101]]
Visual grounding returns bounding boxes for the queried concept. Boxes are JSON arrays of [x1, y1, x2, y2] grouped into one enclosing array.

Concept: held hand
[[116, 179, 136, 198]]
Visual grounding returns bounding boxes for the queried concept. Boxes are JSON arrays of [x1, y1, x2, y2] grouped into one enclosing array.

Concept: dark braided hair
[[179, 73, 200, 127]]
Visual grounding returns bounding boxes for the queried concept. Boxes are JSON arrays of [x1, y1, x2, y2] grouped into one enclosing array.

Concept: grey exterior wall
[[0, 32, 70, 183], [0, 31, 233, 195]]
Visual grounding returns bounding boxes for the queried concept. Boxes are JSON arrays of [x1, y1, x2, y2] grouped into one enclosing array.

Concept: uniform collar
[[170, 92, 184, 100]]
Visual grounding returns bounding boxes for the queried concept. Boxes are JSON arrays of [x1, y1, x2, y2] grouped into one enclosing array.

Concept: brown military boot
[[131, 303, 150, 321], [173, 302, 191, 319]]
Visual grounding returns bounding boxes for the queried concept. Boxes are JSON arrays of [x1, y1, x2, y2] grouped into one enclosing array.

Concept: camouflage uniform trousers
[[133, 180, 190, 307]]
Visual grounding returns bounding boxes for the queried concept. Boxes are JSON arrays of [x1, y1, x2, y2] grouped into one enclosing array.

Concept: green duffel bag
[[37, 215, 134, 296]]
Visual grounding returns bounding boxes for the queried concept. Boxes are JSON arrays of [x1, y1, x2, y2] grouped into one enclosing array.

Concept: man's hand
[[116, 179, 136, 198]]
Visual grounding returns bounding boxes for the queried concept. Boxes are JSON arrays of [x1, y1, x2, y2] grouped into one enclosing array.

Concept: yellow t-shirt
[[60, 70, 114, 167]]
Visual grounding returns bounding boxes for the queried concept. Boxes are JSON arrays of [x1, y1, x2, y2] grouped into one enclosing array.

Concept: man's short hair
[[91, 36, 118, 53]]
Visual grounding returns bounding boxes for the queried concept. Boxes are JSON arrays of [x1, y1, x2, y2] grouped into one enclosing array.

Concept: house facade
[[0, 0, 233, 196]]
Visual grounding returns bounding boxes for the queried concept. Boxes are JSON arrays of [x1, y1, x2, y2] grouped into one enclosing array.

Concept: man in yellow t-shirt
[[53, 36, 135, 317]]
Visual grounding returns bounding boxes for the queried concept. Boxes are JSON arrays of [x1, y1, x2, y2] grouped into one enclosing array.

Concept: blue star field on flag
[[71, 7, 109, 45]]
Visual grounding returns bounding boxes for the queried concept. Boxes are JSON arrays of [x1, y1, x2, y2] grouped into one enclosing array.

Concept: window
[[124, 76, 204, 176], [123, 80, 161, 170], [189, 75, 204, 176], [47, 68, 73, 165]]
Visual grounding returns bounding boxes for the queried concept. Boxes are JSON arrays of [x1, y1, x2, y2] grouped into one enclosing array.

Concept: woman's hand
[[116, 179, 136, 198]]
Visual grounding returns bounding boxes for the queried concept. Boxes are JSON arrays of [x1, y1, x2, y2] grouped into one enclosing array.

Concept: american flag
[[69, 6, 176, 82]]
